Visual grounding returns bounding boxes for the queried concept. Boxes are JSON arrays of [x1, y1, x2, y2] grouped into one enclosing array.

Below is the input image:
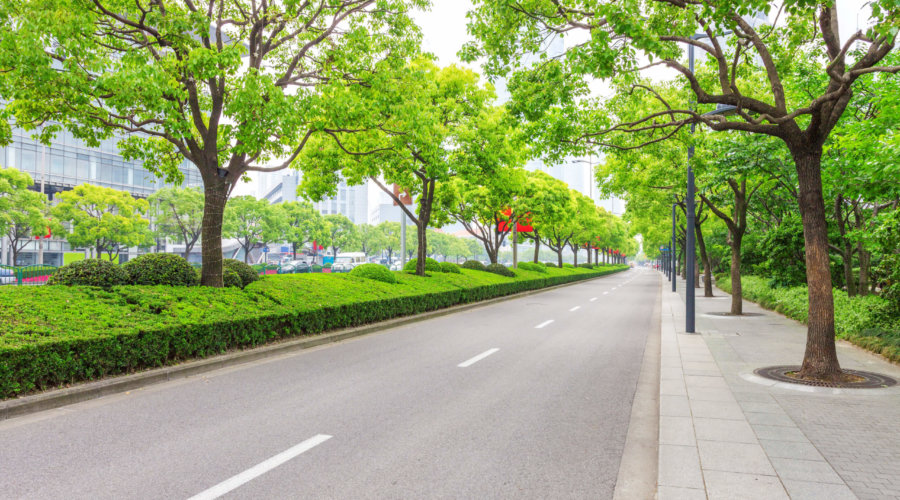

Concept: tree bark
[[533, 235, 540, 263], [557, 248, 563, 267], [200, 177, 229, 287], [793, 148, 841, 381], [729, 233, 743, 315], [696, 223, 714, 297], [572, 246, 578, 266]]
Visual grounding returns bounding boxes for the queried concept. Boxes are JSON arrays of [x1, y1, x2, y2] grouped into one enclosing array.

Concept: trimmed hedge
[[124, 254, 198, 287], [517, 262, 547, 273], [0, 264, 629, 398], [47, 259, 129, 288], [562, 263, 575, 269], [403, 257, 442, 273], [486, 263, 515, 277], [224, 259, 257, 288], [223, 268, 243, 288], [350, 263, 397, 284], [544, 262, 558, 268], [440, 262, 461, 274], [717, 275, 900, 363], [461, 260, 488, 271]]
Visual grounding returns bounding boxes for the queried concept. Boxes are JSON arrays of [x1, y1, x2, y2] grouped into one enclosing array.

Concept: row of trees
[[459, 0, 900, 382]]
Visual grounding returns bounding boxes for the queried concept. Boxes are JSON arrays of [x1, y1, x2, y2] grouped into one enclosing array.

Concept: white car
[[0, 268, 17, 285], [331, 262, 351, 273]]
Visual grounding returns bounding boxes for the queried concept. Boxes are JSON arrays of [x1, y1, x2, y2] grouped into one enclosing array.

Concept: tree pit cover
[[754, 366, 897, 389]]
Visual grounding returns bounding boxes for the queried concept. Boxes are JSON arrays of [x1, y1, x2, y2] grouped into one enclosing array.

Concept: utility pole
[[38, 145, 46, 266]]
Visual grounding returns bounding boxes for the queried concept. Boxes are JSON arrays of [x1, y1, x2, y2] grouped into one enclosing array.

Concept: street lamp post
[[671, 203, 677, 293]]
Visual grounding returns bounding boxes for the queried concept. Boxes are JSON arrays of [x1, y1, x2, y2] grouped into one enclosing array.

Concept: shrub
[[311, 264, 323, 272], [544, 262, 558, 268], [47, 259, 129, 288], [486, 263, 515, 277], [223, 259, 257, 288], [124, 253, 198, 286], [223, 268, 243, 288], [562, 263, 575, 269], [350, 263, 397, 284], [577, 263, 594, 269], [324, 262, 332, 268], [404, 257, 442, 273], [461, 260, 488, 271], [517, 262, 547, 274], [440, 262, 461, 274]]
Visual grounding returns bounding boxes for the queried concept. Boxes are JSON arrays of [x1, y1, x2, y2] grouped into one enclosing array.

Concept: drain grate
[[754, 365, 897, 388]]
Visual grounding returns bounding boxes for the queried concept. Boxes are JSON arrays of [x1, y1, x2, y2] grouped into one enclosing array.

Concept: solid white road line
[[590, 297, 597, 302], [603, 291, 609, 295], [569, 306, 581, 312], [188, 434, 332, 500], [535, 319, 555, 329], [458, 348, 500, 368]]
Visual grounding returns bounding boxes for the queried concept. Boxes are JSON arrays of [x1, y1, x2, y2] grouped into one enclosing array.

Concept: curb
[[0, 269, 627, 421]]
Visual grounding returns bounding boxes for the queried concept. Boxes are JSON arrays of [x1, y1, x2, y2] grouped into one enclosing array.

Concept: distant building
[[259, 170, 369, 224], [0, 126, 202, 266]]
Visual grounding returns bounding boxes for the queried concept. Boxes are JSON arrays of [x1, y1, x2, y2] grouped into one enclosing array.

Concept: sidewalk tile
[[660, 395, 692, 417], [759, 439, 825, 461], [657, 486, 708, 500], [687, 387, 737, 403], [703, 470, 788, 500], [738, 401, 784, 414], [697, 440, 775, 475], [745, 412, 795, 427], [659, 444, 704, 489], [690, 400, 744, 420], [684, 375, 729, 389], [693, 418, 757, 444], [781, 480, 858, 500], [660, 416, 696, 446], [770, 457, 847, 484], [731, 391, 775, 403], [661, 379, 687, 396], [752, 424, 810, 443]]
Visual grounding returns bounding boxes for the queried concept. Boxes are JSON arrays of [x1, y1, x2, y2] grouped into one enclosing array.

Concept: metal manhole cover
[[754, 365, 897, 389], [706, 312, 764, 317]]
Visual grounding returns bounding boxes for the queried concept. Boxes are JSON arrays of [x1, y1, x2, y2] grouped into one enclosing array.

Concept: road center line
[[569, 306, 581, 312], [603, 291, 609, 295], [188, 434, 332, 500], [535, 319, 554, 329], [590, 297, 597, 302], [458, 348, 500, 368]]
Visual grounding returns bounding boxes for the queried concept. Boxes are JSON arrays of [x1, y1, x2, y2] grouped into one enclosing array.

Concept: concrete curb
[[0, 269, 627, 421]]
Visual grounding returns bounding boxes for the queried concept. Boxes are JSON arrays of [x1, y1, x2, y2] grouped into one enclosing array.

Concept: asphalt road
[[0, 268, 660, 500]]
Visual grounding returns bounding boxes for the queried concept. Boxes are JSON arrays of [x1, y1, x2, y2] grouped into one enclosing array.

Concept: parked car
[[331, 262, 352, 273], [278, 260, 310, 274], [389, 262, 402, 271], [0, 268, 16, 285]]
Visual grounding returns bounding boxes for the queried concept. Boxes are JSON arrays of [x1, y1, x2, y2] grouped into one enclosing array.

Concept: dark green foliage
[[439, 262, 461, 274], [47, 259, 128, 287], [759, 213, 807, 288], [717, 275, 899, 363], [350, 263, 398, 284], [0, 265, 629, 398], [461, 260, 488, 271], [562, 263, 575, 269], [223, 259, 257, 288], [124, 253, 198, 286], [486, 263, 515, 277], [223, 268, 243, 288], [324, 262, 332, 268], [544, 262, 557, 268], [404, 257, 442, 273], [577, 263, 594, 269], [517, 262, 547, 273], [311, 264, 323, 272]]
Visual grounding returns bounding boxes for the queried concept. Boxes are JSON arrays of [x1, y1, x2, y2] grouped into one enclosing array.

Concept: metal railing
[[0, 265, 59, 285]]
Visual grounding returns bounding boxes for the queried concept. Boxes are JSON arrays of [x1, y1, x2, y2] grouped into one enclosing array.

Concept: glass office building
[[1, 126, 203, 266]]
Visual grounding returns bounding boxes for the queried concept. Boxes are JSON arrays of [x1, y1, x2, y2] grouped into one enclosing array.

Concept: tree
[[515, 171, 576, 265], [53, 184, 152, 260], [322, 214, 357, 258], [148, 187, 204, 260], [280, 201, 328, 260], [433, 165, 527, 264], [375, 221, 402, 263], [0, 168, 55, 265], [299, 61, 510, 275], [464, 0, 900, 381], [353, 223, 384, 257], [223, 196, 285, 264], [0, 0, 425, 286]]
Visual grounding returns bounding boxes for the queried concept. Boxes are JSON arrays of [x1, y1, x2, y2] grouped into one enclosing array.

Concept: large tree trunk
[[794, 149, 841, 381], [557, 248, 563, 267], [729, 234, 743, 315], [533, 236, 540, 263], [200, 178, 229, 287], [858, 246, 870, 296], [587, 247, 592, 265], [416, 221, 427, 274], [572, 247, 578, 266]]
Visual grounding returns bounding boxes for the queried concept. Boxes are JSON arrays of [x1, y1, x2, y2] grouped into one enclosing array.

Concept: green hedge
[[349, 263, 397, 284], [0, 264, 628, 399], [717, 275, 900, 363]]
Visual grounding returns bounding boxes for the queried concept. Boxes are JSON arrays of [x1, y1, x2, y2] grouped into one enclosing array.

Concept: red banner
[[498, 208, 533, 233]]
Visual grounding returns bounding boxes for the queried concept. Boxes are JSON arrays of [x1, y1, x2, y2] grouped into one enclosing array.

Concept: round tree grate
[[754, 365, 897, 389]]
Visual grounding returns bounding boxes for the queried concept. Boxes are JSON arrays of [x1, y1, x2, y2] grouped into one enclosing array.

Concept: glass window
[[51, 154, 66, 175], [99, 161, 113, 183], [6, 146, 17, 168], [89, 159, 97, 179], [77, 157, 89, 179], [21, 148, 36, 172], [113, 166, 124, 184], [65, 154, 77, 178]]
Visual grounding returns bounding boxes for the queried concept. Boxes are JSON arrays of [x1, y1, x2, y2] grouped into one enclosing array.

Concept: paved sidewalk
[[656, 274, 900, 500]]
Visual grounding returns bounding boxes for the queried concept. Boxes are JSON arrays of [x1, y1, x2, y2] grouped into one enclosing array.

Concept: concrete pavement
[[658, 273, 900, 500], [0, 268, 660, 499]]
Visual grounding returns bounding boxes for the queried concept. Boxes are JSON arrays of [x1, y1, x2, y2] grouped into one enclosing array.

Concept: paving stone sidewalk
[[656, 274, 900, 500]]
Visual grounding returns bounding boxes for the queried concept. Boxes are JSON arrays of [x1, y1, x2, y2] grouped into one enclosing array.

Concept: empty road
[[0, 268, 660, 499]]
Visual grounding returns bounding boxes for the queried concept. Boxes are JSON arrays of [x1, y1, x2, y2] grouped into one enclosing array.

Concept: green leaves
[[52, 184, 152, 257]]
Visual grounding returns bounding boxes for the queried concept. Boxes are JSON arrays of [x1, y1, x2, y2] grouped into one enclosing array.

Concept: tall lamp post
[[671, 203, 677, 293], [685, 32, 737, 333]]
